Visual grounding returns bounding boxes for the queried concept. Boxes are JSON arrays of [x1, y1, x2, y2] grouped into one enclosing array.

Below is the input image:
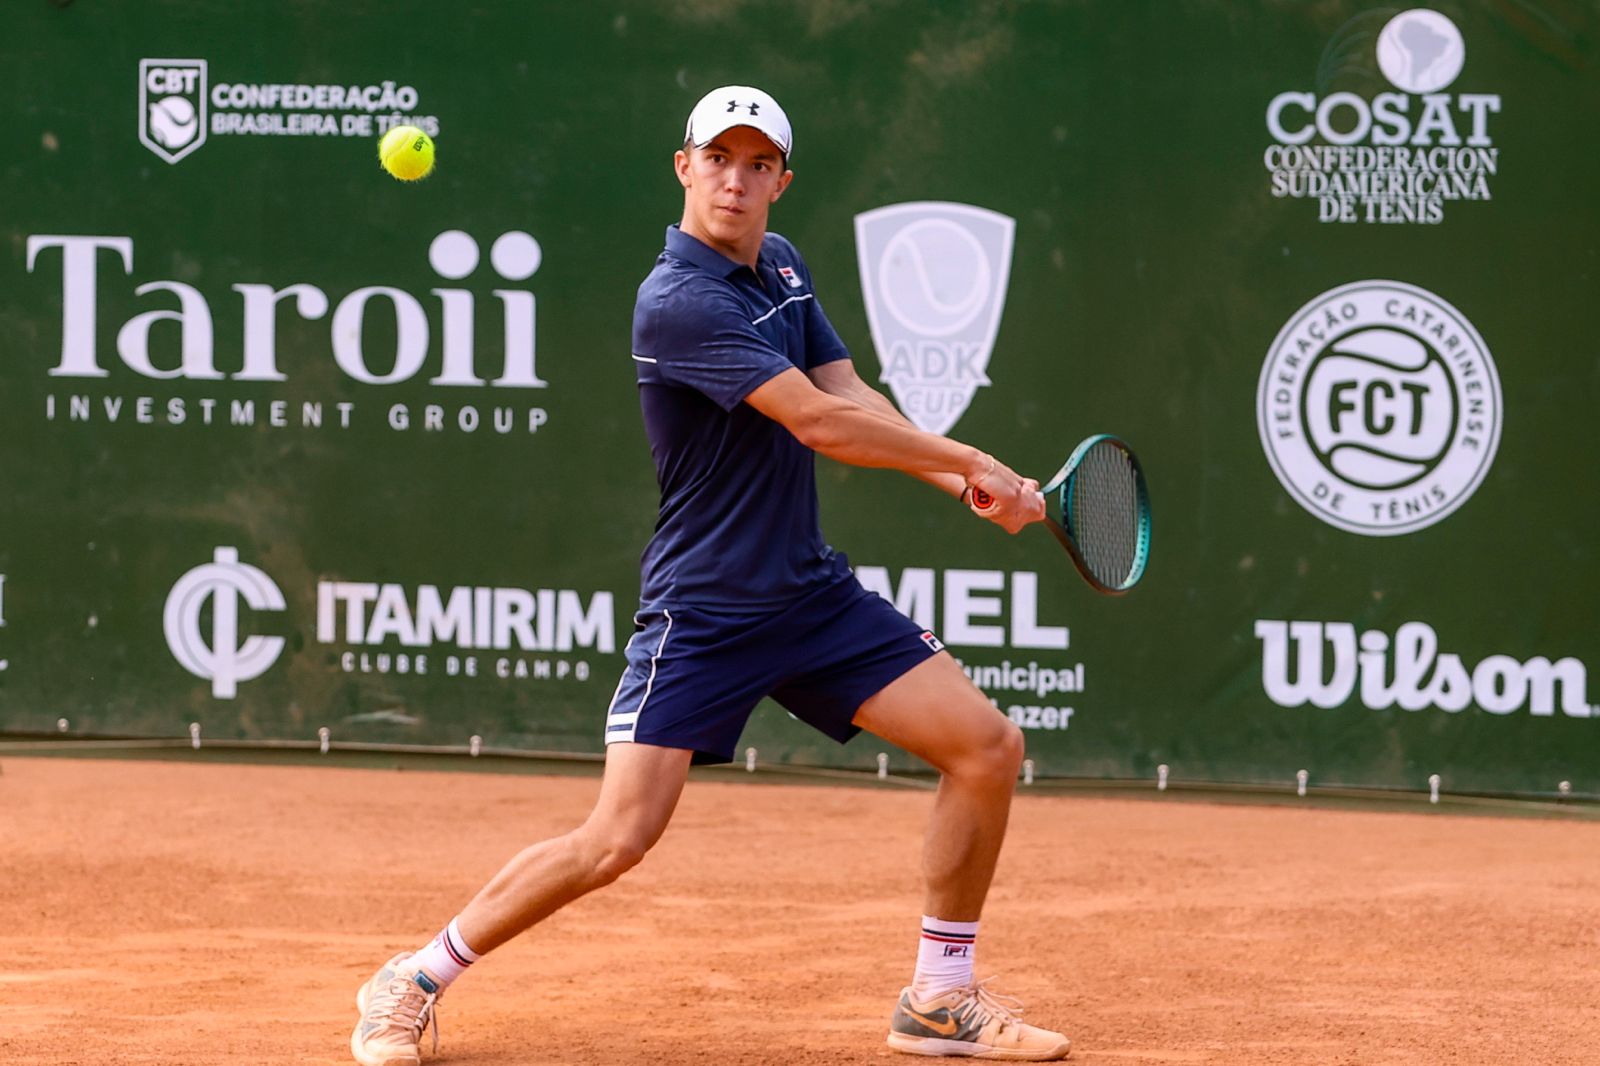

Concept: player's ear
[[770, 168, 794, 203], [674, 149, 692, 189]]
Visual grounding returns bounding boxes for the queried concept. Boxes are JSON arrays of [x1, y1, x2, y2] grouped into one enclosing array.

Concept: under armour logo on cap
[[686, 85, 793, 157]]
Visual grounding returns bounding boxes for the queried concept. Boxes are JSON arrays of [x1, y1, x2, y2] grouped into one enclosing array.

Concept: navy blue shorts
[[603, 576, 944, 764]]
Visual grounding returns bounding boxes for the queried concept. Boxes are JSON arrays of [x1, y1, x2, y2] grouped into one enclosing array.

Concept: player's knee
[[989, 718, 1026, 778], [1003, 718, 1026, 765], [943, 714, 1024, 784], [587, 833, 650, 887]]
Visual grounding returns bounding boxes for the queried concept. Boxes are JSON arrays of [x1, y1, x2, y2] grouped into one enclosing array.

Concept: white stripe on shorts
[[604, 609, 673, 744]]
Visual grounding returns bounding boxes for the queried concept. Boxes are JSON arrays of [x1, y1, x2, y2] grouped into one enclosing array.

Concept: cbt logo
[[1257, 281, 1501, 535], [139, 59, 208, 164], [855, 202, 1014, 435], [164, 547, 286, 698]]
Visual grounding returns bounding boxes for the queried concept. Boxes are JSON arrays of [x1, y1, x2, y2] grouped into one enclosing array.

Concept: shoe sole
[[351, 983, 422, 1066], [887, 1031, 1071, 1060]]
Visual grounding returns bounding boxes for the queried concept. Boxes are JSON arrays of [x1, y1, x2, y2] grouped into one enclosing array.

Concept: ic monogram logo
[[164, 547, 286, 698]]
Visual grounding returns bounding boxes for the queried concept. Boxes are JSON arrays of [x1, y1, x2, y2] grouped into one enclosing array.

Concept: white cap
[[684, 85, 792, 158]]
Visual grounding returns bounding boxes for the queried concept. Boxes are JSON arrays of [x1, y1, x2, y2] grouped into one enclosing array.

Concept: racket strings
[[1067, 442, 1140, 588]]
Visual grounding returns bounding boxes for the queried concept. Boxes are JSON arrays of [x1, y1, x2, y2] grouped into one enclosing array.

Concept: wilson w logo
[[1255, 619, 1595, 718]]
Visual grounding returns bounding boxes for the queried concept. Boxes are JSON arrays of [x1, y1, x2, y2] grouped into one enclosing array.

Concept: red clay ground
[[3, 757, 1598, 1065]]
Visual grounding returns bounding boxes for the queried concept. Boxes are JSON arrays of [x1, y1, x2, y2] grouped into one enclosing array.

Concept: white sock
[[411, 917, 481, 989], [911, 915, 978, 998]]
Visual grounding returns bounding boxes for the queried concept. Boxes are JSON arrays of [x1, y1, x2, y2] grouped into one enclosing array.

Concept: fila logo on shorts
[[920, 631, 945, 653], [777, 265, 803, 289]]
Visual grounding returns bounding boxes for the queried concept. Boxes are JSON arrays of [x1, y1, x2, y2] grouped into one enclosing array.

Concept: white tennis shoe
[[888, 979, 1071, 1060], [351, 952, 441, 1066]]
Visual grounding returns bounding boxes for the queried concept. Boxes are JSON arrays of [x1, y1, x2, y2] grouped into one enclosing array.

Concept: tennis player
[[352, 85, 1069, 1064]]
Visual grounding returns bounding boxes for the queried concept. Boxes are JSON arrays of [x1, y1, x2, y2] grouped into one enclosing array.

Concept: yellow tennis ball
[[378, 125, 435, 181]]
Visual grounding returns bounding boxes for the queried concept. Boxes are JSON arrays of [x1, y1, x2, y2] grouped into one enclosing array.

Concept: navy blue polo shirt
[[631, 224, 854, 610]]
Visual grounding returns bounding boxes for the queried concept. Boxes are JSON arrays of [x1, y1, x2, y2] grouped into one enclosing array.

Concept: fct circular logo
[[1376, 9, 1466, 94], [1257, 281, 1501, 536]]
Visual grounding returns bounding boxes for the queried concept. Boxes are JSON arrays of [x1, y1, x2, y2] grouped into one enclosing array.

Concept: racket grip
[[968, 487, 996, 513]]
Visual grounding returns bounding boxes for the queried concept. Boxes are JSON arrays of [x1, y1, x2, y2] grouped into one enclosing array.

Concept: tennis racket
[[971, 434, 1151, 595]]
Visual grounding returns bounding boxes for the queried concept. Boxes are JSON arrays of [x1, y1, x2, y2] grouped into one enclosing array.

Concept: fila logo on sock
[[942, 944, 970, 957]]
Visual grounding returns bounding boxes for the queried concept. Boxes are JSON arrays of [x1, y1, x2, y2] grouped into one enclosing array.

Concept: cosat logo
[[165, 548, 287, 699], [1264, 8, 1500, 224], [138, 58, 439, 163], [1257, 280, 1501, 536], [139, 60, 208, 164], [26, 230, 549, 437], [1257, 620, 1597, 718], [855, 203, 1014, 434]]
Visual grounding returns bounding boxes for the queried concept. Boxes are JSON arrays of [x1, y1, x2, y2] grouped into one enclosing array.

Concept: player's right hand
[[968, 461, 1045, 534]]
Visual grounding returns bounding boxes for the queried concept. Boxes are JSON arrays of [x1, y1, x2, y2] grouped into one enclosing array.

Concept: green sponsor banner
[[3, 2, 1595, 795]]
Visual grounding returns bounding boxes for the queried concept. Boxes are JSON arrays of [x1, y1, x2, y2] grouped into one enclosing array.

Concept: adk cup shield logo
[[139, 59, 208, 164], [855, 202, 1015, 434], [1257, 281, 1501, 536], [164, 547, 286, 698]]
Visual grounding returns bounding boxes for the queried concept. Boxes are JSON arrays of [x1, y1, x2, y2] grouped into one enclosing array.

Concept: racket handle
[[969, 487, 995, 513]]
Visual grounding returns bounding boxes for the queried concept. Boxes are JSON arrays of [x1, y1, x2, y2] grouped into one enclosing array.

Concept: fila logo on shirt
[[920, 631, 945, 653], [777, 265, 803, 289]]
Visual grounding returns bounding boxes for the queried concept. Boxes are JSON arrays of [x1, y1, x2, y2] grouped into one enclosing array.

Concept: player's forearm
[[841, 384, 968, 498], [798, 398, 989, 482]]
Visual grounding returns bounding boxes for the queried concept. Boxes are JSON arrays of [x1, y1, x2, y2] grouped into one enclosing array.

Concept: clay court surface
[[3, 756, 1598, 1066]]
